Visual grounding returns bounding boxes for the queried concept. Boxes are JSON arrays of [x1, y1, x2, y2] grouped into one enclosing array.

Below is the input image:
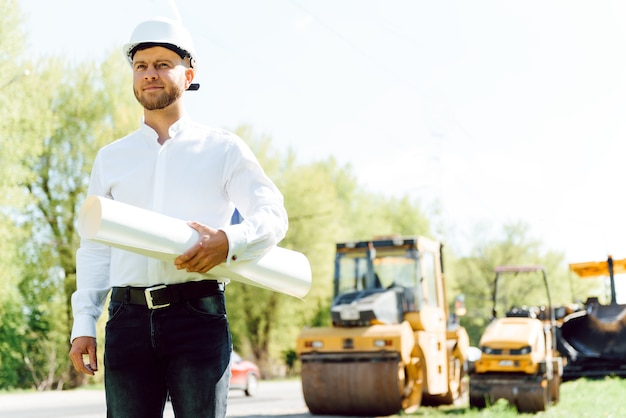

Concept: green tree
[[6, 50, 139, 389], [0, 215, 27, 389], [450, 221, 595, 345], [0, 0, 38, 389]]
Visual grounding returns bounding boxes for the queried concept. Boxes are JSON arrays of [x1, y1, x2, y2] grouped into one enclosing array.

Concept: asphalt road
[[0, 379, 327, 418]]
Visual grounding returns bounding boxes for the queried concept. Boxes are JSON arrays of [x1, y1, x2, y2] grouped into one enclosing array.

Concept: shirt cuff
[[70, 314, 97, 343], [221, 225, 245, 265]]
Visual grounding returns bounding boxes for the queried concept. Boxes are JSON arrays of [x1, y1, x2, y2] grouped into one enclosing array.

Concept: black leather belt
[[111, 280, 224, 309]]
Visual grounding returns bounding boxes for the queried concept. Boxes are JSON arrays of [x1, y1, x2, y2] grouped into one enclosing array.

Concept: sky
[[17, 0, 626, 268]]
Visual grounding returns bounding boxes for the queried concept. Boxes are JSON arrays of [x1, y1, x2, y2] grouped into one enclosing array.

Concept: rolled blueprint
[[77, 195, 311, 298]]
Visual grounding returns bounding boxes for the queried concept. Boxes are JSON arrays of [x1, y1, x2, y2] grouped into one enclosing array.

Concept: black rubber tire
[[517, 384, 547, 413], [549, 374, 560, 404], [244, 373, 258, 397]]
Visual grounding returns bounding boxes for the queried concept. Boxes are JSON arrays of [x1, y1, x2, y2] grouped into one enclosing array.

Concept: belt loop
[[125, 286, 130, 303]]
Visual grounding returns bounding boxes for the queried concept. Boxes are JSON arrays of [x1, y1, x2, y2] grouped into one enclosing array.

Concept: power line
[[289, 0, 423, 94]]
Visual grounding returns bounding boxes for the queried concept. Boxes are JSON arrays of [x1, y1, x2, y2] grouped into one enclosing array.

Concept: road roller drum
[[301, 352, 405, 416]]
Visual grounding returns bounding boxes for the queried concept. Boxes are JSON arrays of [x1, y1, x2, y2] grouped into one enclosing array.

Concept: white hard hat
[[124, 17, 198, 69]]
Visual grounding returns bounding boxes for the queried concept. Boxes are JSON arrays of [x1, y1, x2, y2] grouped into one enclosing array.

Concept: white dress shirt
[[70, 115, 288, 341]]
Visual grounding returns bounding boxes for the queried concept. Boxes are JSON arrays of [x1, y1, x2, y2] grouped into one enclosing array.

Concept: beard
[[134, 84, 184, 110]]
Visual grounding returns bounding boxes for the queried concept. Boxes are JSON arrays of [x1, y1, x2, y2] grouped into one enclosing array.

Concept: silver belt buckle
[[145, 285, 170, 309]]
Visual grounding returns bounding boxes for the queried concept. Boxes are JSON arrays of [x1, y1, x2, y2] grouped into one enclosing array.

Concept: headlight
[[480, 345, 501, 355], [373, 339, 392, 347], [512, 345, 532, 355], [304, 340, 323, 348]]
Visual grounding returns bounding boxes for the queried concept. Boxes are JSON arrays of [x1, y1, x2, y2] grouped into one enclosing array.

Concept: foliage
[[13, 52, 139, 390], [0, 226, 26, 389], [0, 0, 140, 388], [0, 0, 35, 390], [450, 221, 598, 345]]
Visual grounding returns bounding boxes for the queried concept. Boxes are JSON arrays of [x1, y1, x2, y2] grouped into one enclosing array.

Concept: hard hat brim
[[128, 42, 191, 62]]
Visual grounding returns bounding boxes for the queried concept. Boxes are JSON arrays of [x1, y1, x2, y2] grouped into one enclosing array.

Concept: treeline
[[0, 0, 600, 390]]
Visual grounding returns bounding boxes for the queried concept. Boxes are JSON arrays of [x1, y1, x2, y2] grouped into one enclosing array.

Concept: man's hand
[[175, 222, 229, 273], [69, 336, 98, 375]]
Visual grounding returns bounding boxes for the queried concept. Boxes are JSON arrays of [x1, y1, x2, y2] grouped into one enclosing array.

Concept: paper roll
[[77, 195, 311, 298]]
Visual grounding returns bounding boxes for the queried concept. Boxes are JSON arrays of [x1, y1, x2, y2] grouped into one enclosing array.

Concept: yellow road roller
[[296, 236, 469, 416], [468, 265, 562, 413]]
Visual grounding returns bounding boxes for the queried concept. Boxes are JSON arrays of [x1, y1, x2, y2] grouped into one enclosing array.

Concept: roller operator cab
[[296, 236, 469, 416]]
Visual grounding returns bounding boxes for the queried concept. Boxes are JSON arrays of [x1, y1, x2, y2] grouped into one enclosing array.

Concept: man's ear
[[185, 67, 195, 89]]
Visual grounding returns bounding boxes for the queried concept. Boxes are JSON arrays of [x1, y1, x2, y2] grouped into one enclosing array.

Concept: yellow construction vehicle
[[469, 265, 562, 413], [557, 256, 626, 379], [296, 236, 470, 416]]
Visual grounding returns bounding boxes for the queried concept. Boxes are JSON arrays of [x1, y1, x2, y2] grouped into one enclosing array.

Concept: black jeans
[[104, 292, 231, 418]]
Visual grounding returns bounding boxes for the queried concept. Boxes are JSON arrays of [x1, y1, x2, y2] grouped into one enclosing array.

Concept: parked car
[[230, 351, 260, 396]]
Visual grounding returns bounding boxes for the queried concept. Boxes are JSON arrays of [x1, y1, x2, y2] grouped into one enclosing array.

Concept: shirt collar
[[138, 114, 192, 143]]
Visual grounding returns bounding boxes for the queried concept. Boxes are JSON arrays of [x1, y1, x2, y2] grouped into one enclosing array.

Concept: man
[[69, 17, 288, 418]]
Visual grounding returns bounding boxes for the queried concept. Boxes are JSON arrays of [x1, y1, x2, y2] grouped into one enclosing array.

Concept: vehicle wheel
[[549, 373, 560, 404], [424, 355, 465, 406], [518, 382, 547, 413], [443, 356, 465, 405], [402, 357, 423, 413], [469, 387, 486, 409], [244, 373, 258, 397]]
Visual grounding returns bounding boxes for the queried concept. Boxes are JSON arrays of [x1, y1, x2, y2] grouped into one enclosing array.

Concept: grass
[[401, 377, 626, 417]]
